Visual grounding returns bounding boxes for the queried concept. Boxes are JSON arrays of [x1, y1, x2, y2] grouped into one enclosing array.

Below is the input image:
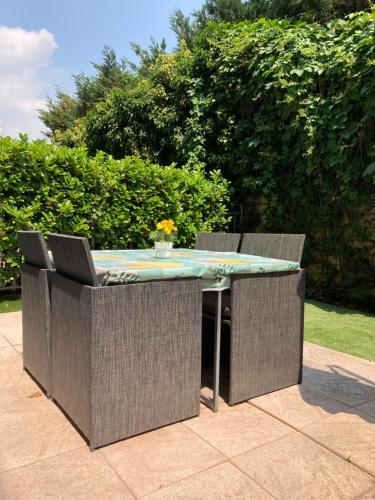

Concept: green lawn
[[305, 300, 375, 362], [0, 295, 22, 314], [1, 295, 374, 361]]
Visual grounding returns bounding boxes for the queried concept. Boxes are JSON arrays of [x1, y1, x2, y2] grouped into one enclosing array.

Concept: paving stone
[[100, 423, 225, 497], [233, 432, 374, 500], [303, 408, 375, 476], [355, 399, 375, 418], [250, 384, 350, 428], [183, 403, 292, 458], [0, 447, 133, 499], [144, 462, 272, 500]]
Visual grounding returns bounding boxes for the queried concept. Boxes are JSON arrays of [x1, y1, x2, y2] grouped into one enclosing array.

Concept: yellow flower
[[156, 219, 177, 234]]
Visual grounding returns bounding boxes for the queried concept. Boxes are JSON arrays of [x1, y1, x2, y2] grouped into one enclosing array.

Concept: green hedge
[[0, 135, 230, 286]]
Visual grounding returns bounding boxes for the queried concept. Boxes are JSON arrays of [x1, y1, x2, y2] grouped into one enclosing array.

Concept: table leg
[[212, 289, 222, 412]]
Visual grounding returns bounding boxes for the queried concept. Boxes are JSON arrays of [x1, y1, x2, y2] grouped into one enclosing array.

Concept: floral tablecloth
[[90, 249, 300, 288]]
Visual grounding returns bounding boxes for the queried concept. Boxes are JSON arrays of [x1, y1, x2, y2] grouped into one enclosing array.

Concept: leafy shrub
[[0, 135, 230, 286]]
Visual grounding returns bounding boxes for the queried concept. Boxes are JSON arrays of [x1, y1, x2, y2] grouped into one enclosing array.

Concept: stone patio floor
[[0, 311, 374, 499]]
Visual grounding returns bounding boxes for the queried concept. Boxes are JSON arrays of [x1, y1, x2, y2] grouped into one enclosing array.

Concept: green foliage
[[265, 0, 371, 22], [39, 91, 79, 139], [188, 12, 375, 310], [84, 11, 375, 310], [0, 136, 230, 286], [170, 0, 372, 48], [128, 38, 167, 77], [42, 2, 372, 145], [85, 46, 195, 165], [39, 47, 133, 146], [170, 9, 197, 50], [74, 46, 131, 114], [85, 78, 172, 161]]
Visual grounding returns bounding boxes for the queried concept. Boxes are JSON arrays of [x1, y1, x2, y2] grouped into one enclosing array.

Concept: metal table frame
[[200, 286, 229, 412]]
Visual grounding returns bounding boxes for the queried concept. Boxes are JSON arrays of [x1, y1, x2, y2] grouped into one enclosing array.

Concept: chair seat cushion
[[203, 290, 231, 318]]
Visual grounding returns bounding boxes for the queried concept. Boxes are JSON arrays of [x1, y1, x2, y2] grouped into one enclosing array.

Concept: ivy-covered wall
[[84, 12, 375, 310]]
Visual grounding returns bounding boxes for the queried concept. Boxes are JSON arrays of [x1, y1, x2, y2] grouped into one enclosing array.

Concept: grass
[[0, 295, 22, 314], [304, 300, 375, 362], [1, 294, 374, 361]]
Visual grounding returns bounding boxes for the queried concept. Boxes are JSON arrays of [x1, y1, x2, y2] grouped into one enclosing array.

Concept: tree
[[169, 10, 196, 50], [266, 0, 370, 21], [170, 0, 371, 47], [193, 0, 262, 25], [39, 91, 78, 141], [85, 45, 194, 164], [74, 46, 132, 115], [170, 0, 260, 48], [128, 38, 168, 77], [40, 47, 132, 144]]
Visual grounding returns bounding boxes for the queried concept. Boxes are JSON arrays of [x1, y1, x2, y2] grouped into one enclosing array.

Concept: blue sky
[[0, 0, 203, 138]]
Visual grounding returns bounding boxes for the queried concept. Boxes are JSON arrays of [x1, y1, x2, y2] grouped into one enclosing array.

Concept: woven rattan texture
[[195, 232, 241, 252], [48, 233, 98, 286], [240, 233, 305, 263], [22, 264, 53, 396], [229, 271, 305, 404], [51, 274, 202, 449], [18, 231, 52, 269]]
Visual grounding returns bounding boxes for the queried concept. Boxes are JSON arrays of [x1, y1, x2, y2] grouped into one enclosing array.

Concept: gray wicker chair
[[195, 232, 241, 252], [229, 269, 305, 404], [203, 233, 305, 405], [48, 233, 202, 450], [18, 231, 53, 397], [240, 233, 305, 262]]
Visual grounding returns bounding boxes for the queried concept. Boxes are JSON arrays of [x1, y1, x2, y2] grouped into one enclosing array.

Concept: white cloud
[[0, 26, 58, 139]]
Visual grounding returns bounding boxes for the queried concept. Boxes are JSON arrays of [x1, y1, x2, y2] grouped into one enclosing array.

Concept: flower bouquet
[[150, 219, 177, 258]]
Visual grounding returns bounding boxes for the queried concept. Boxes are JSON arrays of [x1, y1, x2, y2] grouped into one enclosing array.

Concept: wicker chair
[[48, 233, 202, 450], [203, 233, 305, 405], [195, 232, 241, 252], [18, 231, 53, 397], [229, 269, 305, 404], [240, 233, 305, 262]]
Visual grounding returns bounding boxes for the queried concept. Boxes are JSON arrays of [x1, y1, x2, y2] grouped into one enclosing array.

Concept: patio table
[[90, 248, 300, 288], [87, 248, 301, 412]]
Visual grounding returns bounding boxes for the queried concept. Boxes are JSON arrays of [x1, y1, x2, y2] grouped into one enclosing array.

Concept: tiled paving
[[0, 311, 374, 499]]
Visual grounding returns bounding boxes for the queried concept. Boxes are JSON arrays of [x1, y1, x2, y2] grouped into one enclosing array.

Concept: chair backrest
[[195, 232, 241, 253], [18, 231, 52, 269], [48, 233, 99, 286], [240, 233, 305, 263]]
